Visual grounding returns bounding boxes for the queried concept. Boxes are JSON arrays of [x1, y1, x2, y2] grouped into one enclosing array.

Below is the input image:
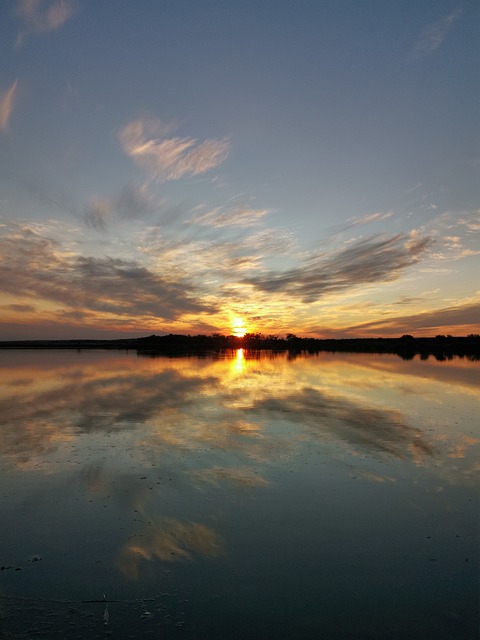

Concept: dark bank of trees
[[132, 332, 480, 359], [1, 333, 479, 359]]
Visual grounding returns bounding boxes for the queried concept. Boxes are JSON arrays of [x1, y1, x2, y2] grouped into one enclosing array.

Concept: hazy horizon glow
[[0, 1, 479, 339]]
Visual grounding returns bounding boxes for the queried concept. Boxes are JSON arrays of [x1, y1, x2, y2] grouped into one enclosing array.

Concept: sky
[[0, 0, 479, 340]]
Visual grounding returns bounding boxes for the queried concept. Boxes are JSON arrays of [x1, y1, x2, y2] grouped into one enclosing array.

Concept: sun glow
[[231, 317, 246, 338]]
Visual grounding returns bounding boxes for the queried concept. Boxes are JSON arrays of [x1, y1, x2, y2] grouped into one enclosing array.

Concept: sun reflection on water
[[231, 348, 246, 375]]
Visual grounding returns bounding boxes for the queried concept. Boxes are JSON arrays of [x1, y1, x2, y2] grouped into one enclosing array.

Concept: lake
[[0, 349, 478, 639]]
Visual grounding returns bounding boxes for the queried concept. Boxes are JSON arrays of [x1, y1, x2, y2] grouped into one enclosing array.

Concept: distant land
[[0, 333, 479, 359]]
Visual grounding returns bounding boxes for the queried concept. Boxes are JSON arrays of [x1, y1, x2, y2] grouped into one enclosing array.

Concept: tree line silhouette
[[1, 332, 479, 359]]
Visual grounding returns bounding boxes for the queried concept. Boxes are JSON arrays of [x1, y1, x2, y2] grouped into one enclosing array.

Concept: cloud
[[436, 235, 479, 259], [2, 303, 36, 313], [119, 118, 230, 182], [456, 210, 480, 234], [339, 301, 480, 337], [340, 210, 394, 231], [17, 176, 157, 232], [425, 209, 480, 261], [0, 225, 213, 321], [83, 183, 158, 231], [83, 196, 113, 231], [0, 80, 18, 131], [14, 0, 77, 46], [393, 296, 425, 306], [116, 183, 157, 219], [412, 7, 461, 58], [245, 233, 432, 303], [17, 177, 78, 217], [190, 205, 270, 228]]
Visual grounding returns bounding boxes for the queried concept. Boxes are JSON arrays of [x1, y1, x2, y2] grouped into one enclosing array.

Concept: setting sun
[[232, 317, 246, 338]]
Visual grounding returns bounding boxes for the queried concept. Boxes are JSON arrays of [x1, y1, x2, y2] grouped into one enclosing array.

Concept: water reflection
[[231, 347, 246, 375], [118, 517, 224, 580], [191, 466, 268, 489], [252, 386, 435, 462], [0, 350, 478, 638], [1, 350, 477, 479]]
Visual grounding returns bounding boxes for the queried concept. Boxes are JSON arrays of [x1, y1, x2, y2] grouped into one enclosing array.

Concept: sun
[[231, 317, 246, 338]]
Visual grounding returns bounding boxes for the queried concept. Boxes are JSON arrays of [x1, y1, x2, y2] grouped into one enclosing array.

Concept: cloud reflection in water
[[0, 349, 478, 592], [118, 517, 224, 581], [0, 350, 477, 477]]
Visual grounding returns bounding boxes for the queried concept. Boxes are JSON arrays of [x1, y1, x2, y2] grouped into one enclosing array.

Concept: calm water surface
[[0, 349, 478, 639]]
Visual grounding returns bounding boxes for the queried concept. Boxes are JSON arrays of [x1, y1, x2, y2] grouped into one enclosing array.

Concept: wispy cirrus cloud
[[83, 184, 157, 231], [190, 205, 270, 228], [83, 197, 114, 232], [17, 177, 159, 232], [341, 210, 394, 231], [14, 0, 78, 47], [245, 233, 432, 303], [119, 118, 230, 182], [0, 80, 18, 131], [412, 7, 461, 58]]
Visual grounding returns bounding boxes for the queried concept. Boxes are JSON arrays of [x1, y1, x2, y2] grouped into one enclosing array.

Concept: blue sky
[[0, 0, 479, 339]]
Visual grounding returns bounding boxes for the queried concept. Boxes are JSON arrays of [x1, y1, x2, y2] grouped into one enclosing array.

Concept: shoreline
[[0, 334, 479, 359]]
